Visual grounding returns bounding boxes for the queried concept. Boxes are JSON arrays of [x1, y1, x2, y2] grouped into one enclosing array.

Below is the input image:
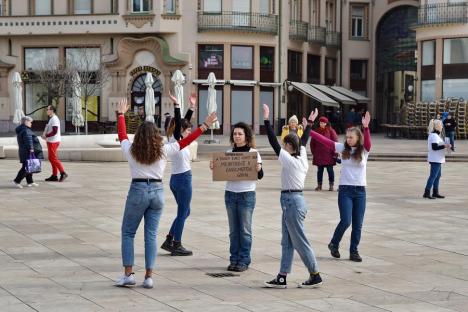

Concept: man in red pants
[[42, 105, 68, 182]]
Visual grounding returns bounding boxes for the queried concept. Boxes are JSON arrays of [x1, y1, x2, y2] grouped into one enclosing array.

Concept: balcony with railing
[[418, 2, 468, 26], [197, 11, 278, 35], [326, 31, 341, 48], [308, 25, 326, 44], [289, 20, 308, 41]]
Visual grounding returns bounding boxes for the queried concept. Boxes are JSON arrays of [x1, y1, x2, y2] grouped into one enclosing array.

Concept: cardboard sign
[[212, 152, 258, 181]]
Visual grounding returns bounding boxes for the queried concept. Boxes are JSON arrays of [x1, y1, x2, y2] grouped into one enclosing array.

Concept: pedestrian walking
[[115, 98, 217, 288], [263, 105, 323, 289], [42, 105, 68, 182]]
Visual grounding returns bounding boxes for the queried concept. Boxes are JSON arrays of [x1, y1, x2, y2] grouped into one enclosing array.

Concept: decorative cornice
[[161, 14, 181, 20], [122, 14, 155, 28]]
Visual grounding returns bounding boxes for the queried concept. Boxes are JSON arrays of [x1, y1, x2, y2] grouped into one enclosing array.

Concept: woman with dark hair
[[160, 93, 197, 256], [115, 98, 217, 289], [210, 122, 263, 272], [309, 111, 372, 262], [310, 116, 339, 191], [262, 105, 322, 289]]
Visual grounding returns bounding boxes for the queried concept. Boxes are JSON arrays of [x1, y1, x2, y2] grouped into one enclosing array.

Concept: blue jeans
[[317, 165, 335, 184], [169, 170, 192, 241], [225, 191, 256, 266], [447, 131, 455, 149], [121, 181, 164, 269], [425, 162, 442, 191], [280, 192, 319, 274], [331, 185, 366, 253]]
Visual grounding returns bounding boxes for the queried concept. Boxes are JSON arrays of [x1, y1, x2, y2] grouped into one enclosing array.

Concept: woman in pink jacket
[[310, 116, 339, 191]]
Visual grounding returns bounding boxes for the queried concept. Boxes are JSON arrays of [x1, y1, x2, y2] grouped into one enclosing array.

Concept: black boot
[[432, 189, 445, 199], [45, 175, 58, 182], [171, 241, 193, 256], [423, 189, 435, 199], [160, 235, 173, 253]]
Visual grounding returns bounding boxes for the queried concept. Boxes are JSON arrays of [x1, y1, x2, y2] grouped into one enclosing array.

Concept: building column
[[435, 38, 443, 100]]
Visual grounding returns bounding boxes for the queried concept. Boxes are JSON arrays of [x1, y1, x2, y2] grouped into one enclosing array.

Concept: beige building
[[0, 0, 421, 134]]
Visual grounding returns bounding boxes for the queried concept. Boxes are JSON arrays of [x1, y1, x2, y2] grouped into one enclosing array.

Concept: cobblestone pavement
[[0, 159, 467, 312]]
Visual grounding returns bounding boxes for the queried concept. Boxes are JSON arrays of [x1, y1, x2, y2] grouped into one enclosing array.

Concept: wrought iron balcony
[[289, 20, 308, 41], [197, 11, 278, 35], [418, 2, 468, 26], [308, 26, 326, 44], [326, 31, 341, 48]]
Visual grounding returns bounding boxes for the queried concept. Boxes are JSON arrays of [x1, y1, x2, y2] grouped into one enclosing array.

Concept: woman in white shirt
[[115, 99, 217, 289], [309, 111, 372, 263], [263, 105, 322, 289], [210, 122, 263, 273], [160, 93, 196, 256], [423, 119, 451, 199]]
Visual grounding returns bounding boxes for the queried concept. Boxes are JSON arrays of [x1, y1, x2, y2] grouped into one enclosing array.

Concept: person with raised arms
[[262, 104, 323, 289]]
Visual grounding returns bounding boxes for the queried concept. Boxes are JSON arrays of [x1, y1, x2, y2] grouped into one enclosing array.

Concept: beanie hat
[[319, 116, 329, 123], [288, 115, 299, 124]]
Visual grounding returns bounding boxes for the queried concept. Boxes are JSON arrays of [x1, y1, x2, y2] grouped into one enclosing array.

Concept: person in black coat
[[443, 113, 457, 152], [14, 116, 43, 188]]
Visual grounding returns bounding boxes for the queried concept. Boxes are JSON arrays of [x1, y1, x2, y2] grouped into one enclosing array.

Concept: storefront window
[[444, 38, 468, 64], [422, 41, 435, 66], [259, 90, 273, 126], [198, 87, 223, 126], [260, 46, 274, 71], [75, 0, 92, 14], [443, 79, 468, 99], [36, 0, 52, 15], [66, 48, 100, 71], [25, 48, 59, 71], [25, 83, 55, 121], [421, 80, 435, 102], [231, 89, 253, 125], [198, 45, 223, 70], [231, 46, 253, 70]]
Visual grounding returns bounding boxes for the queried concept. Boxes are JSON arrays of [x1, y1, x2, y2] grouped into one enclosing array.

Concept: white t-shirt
[[278, 146, 309, 190], [335, 143, 369, 186], [169, 137, 191, 174], [45, 115, 61, 143], [121, 139, 181, 179], [225, 148, 262, 193], [427, 133, 445, 164]]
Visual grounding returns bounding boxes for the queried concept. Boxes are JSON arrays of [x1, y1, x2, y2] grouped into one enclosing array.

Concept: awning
[[192, 79, 226, 85], [331, 86, 370, 104], [312, 84, 356, 105], [259, 82, 283, 87], [289, 82, 339, 108], [229, 80, 257, 86]]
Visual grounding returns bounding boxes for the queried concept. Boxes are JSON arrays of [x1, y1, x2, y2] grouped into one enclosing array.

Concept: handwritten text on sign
[[212, 152, 258, 181]]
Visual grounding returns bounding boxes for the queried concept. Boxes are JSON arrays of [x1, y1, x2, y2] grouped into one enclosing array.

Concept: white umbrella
[[207, 72, 220, 129], [171, 70, 185, 114], [12, 72, 25, 124], [71, 72, 84, 132], [144, 73, 155, 123]]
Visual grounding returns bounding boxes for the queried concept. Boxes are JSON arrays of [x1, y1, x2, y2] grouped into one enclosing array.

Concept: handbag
[[26, 152, 42, 174]]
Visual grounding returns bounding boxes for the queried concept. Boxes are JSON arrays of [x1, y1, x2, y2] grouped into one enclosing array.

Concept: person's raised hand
[[309, 108, 319, 122], [117, 98, 129, 114], [169, 92, 179, 105], [263, 104, 270, 120], [362, 111, 371, 128], [204, 112, 218, 126], [189, 92, 197, 110]]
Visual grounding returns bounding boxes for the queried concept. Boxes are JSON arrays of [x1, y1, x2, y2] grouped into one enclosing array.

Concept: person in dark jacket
[[310, 117, 339, 191], [443, 113, 457, 152], [14, 116, 43, 188]]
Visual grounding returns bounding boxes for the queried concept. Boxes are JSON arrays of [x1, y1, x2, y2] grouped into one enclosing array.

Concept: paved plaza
[[0, 159, 468, 311]]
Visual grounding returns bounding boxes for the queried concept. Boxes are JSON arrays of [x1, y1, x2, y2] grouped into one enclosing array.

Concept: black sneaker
[[45, 175, 58, 182], [299, 273, 323, 288], [264, 274, 287, 289], [160, 235, 173, 253], [350, 252, 362, 262], [233, 264, 248, 272], [59, 172, 68, 182], [227, 263, 237, 271], [171, 241, 193, 256], [328, 243, 340, 258]]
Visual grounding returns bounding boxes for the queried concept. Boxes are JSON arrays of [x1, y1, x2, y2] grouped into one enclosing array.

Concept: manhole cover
[[206, 272, 239, 278]]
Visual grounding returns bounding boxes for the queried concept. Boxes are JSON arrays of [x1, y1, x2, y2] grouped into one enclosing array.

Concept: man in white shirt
[[41, 105, 68, 182]]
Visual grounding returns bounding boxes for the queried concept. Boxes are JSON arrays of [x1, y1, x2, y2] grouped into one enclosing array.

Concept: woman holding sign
[[262, 104, 323, 289], [115, 98, 217, 289], [160, 93, 197, 256], [309, 110, 372, 263], [210, 122, 263, 272]]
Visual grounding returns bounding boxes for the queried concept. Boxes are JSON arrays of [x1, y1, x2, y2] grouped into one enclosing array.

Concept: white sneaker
[[142, 277, 154, 289], [115, 273, 135, 287], [13, 182, 23, 189], [27, 183, 39, 187]]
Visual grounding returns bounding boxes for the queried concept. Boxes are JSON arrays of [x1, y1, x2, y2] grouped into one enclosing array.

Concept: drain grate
[[206, 272, 239, 278]]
